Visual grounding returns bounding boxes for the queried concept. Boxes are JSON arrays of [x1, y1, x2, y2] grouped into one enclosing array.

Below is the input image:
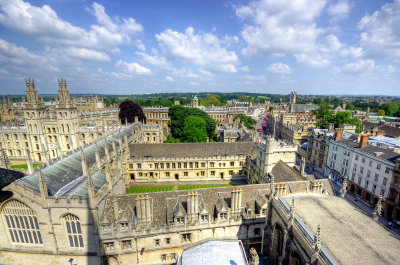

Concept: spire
[[81, 149, 88, 176], [26, 149, 34, 174], [94, 142, 100, 165], [25, 78, 39, 105], [38, 169, 48, 200], [58, 78, 70, 105]]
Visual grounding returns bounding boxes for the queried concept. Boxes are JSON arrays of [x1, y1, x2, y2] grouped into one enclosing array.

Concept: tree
[[234, 114, 257, 129], [200, 94, 222, 107], [268, 106, 274, 111], [238, 95, 249, 102], [382, 102, 399, 117], [168, 105, 217, 141], [164, 134, 180, 143], [118, 100, 146, 124], [346, 103, 354, 110], [333, 112, 362, 133], [377, 109, 385, 116], [312, 102, 334, 129], [182, 116, 207, 142]]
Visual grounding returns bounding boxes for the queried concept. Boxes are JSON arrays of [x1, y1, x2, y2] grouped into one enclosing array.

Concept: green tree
[[238, 95, 249, 102], [333, 112, 362, 133], [312, 102, 334, 129], [164, 134, 181, 143], [269, 106, 274, 111], [168, 105, 217, 141], [377, 109, 385, 116], [234, 114, 257, 129], [345, 103, 354, 110], [200, 94, 222, 107], [382, 102, 399, 116], [182, 116, 207, 142]]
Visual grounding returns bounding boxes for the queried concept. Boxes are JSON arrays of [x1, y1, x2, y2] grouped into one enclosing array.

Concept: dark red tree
[[118, 100, 146, 124]]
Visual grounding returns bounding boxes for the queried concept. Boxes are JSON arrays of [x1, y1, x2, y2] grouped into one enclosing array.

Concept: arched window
[[1, 200, 43, 245], [63, 214, 84, 248]]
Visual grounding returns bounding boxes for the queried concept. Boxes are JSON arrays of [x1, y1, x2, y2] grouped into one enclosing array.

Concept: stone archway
[[107, 256, 119, 265]]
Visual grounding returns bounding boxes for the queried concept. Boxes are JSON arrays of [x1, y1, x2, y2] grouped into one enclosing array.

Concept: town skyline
[[1, 0, 400, 96]]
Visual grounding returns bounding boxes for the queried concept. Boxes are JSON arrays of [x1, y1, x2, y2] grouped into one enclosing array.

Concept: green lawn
[[178, 184, 232, 190], [127, 186, 174, 193], [11, 163, 40, 169]]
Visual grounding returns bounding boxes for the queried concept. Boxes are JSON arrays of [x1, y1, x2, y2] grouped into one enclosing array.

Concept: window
[[385, 167, 390, 174], [230, 162, 235, 167], [165, 172, 170, 177], [374, 174, 379, 182], [195, 162, 199, 168], [103, 224, 113, 233], [353, 164, 357, 172], [201, 171, 205, 176], [366, 170, 371, 178], [372, 185, 376, 194], [178, 163, 181, 168], [165, 238, 171, 245], [369, 160, 373, 167], [104, 242, 115, 251], [376, 164, 381, 170], [181, 233, 191, 243], [229, 170, 234, 175], [210, 162, 214, 167], [351, 172, 356, 181], [137, 163, 141, 169], [240, 161, 244, 166], [122, 240, 132, 249], [211, 171, 215, 176], [184, 172, 188, 177], [201, 162, 205, 167], [172, 163, 175, 169], [355, 155, 359, 161], [358, 177, 361, 185], [364, 181, 369, 189], [64, 214, 84, 248], [383, 177, 388, 186], [176, 217, 184, 224], [254, 228, 261, 236], [120, 223, 129, 231], [171, 253, 177, 260], [139, 172, 143, 177], [161, 254, 167, 262], [155, 239, 160, 247], [184, 162, 187, 168], [1, 200, 43, 245], [362, 158, 365, 163], [200, 215, 208, 223], [360, 167, 364, 174], [380, 189, 386, 197], [155, 163, 159, 169], [189, 162, 193, 168], [219, 213, 228, 220], [261, 209, 267, 216]]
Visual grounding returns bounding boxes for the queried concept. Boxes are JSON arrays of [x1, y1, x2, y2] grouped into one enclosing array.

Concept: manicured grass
[[127, 186, 174, 193], [10, 163, 40, 169], [178, 184, 232, 190]]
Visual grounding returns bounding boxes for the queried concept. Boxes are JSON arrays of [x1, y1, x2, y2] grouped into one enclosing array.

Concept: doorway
[[175, 174, 179, 180]]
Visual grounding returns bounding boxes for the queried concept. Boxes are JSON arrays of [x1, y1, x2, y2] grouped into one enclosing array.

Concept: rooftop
[[283, 195, 400, 265]]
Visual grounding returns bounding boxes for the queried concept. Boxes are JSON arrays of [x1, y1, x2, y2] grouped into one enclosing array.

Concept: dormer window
[[120, 223, 129, 231], [176, 217, 184, 224], [103, 224, 111, 232], [219, 213, 228, 220], [200, 215, 208, 223]]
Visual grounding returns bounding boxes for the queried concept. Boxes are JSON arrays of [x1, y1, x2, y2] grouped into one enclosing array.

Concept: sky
[[0, 0, 400, 96]]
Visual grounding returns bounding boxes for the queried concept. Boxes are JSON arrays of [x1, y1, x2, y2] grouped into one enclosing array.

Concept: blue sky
[[0, 0, 400, 95]]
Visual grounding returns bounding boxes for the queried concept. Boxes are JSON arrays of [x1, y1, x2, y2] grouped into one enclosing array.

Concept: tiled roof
[[129, 142, 256, 159], [271, 160, 313, 182]]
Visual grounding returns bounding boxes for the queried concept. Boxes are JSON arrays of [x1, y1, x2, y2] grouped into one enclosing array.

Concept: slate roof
[[101, 180, 334, 226], [129, 142, 256, 159], [363, 121, 400, 138], [360, 145, 400, 163], [0, 168, 24, 190], [292, 104, 319, 113], [270, 160, 313, 182], [16, 125, 133, 197]]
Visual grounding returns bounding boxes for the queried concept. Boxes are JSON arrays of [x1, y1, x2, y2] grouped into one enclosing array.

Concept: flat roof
[[179, 240, 248, 265], [283, 195, 400, 265]]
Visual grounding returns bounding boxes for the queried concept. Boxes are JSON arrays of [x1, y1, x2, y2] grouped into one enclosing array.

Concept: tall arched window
[[64, 214, 84, 248], [1, 200, 43, 245]]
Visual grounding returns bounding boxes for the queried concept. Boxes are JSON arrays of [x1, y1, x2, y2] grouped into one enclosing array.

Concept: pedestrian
[[388, 221, 392, 230]]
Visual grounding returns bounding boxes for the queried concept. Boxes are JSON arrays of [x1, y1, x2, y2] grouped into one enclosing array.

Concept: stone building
[[386, 158, 400, 222], [126, 142, 254, 183], [306, 129, 335, 175]]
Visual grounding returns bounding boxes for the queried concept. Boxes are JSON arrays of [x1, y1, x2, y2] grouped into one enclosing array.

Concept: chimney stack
[[359, 135, 369, 148], [376, 131, 384, 136], [334, 128, 343, 141]]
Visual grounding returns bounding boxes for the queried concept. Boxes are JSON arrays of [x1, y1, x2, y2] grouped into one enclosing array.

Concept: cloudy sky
[[0, 0, 399, 95]]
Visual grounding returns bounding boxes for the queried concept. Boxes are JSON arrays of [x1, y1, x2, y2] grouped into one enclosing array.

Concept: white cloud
[[115, 60, 152, 75], [0, 38, 40, 65], [189, 81, 198, 86], [358, 0, 400, 57], [155, 27, 238, 72], [267, 62, 292, 74], [340, 46, 364, 59], [165, 76, 174, 82], [243, 75, 266, 82], [136, 40, 146, 51], [0, 0, 142, 51], [199, 69, 214, 77], [342, 59, 375, 73], [295, 53, 330, 67], [241, 66, 250, 72], [136, 52, 170, 68], [236, 0, 327, 57], [65, 47, 110, 61], [327, 1, 351, 20]]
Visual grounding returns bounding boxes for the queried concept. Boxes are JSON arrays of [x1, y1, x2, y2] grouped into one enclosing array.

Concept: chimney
[[359, 135, 369, 148], [335, 129, 343, 141], [376, 131, 384, 136]]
